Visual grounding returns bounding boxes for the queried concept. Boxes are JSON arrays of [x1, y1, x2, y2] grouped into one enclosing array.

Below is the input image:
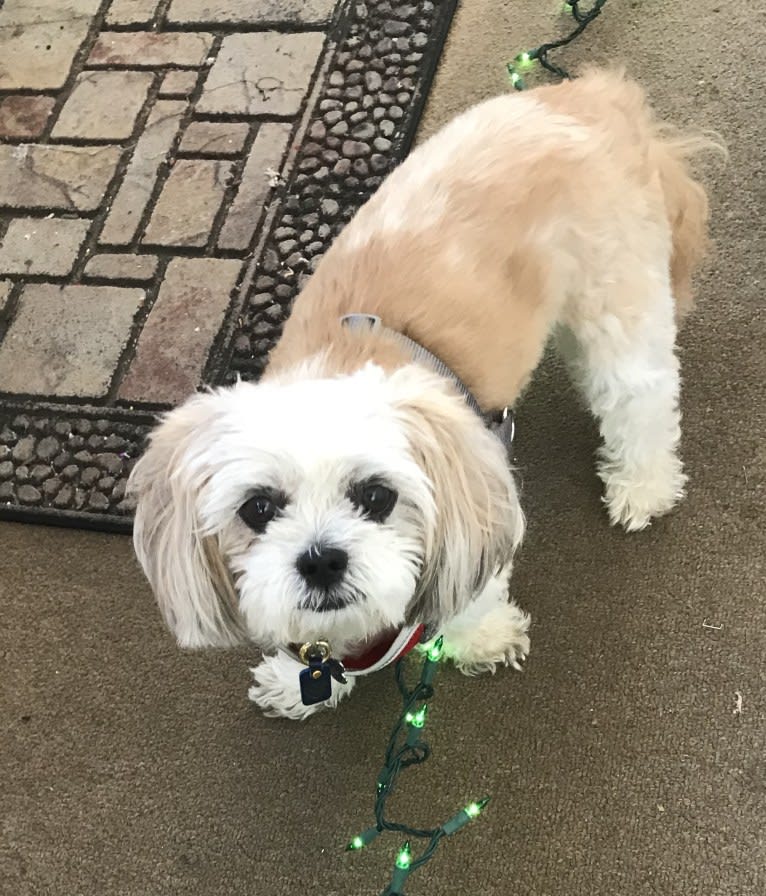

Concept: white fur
[[558, 267, 685, 531], [440, 565, 530, 675], [249, 652, 356, 720]]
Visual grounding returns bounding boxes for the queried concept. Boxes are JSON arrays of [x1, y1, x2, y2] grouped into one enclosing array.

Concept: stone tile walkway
[[0, 0, 333, 405], [0, 0, 458, 526]]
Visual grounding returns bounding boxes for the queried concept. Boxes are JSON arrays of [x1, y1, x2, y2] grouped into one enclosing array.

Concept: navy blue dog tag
[[300, 655, 333, 705], [298, 642, 347, 706]]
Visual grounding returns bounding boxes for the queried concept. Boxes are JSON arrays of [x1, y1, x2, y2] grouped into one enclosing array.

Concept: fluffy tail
[[652, 130, 725, 317]]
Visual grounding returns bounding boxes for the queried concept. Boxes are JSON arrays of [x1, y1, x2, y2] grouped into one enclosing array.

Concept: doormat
[[0, 0, 460, 532]]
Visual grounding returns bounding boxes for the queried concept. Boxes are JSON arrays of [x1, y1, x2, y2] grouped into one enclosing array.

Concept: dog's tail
[[651, 127, 726, 318]]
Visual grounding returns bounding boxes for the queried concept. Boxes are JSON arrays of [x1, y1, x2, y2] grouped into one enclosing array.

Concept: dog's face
[[130, 361, 523, 653]]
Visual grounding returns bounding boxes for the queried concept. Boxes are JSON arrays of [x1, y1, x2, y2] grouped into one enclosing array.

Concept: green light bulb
[[396, 841, 412, 870], [345, 827, 381, 851], [426, 635, 445, 662], [443, 797, 491, 834], [465, 797, 490, 818], [406, 705, 427, 728], [514, 51, 536, 70], [509, 70, 524, 90]]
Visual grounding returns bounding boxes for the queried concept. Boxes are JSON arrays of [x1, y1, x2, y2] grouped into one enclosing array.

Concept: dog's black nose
[[296, 546, 348, 590]]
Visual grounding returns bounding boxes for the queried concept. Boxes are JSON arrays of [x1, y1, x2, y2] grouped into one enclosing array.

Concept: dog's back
[[536, 68, 720, 316]]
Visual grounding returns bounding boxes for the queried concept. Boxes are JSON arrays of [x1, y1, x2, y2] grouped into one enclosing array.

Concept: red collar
[[286, 624, 424, 676], [342, 624, 425, 672]]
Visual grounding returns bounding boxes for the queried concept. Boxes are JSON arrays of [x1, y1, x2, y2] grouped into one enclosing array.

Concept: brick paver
[[88, 31, 214, 68], [0, 217, 91, 276], [143, 158, 233, 247], [0, 145, 122, 211], [217, 121, 292, 250], [106, 0, 159, 26], [119, 258, 241, 403], [158, 69, 199, 98], [83, 253, 159, 283], [0, 96, 57, 139], [0, 284, 144, 397], [52, 71, 154, 140], [0, 1, 100, 90], [166, 0, 337, 25], [198, 32, 325, 116], [179, 121, 250, 157]]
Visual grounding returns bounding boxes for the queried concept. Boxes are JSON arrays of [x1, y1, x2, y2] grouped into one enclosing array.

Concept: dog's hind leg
[[440, 565, 530, 675], [557, 270, 686, 532]]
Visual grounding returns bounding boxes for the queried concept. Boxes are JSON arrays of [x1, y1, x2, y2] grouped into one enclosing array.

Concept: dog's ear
[[128, 393, 248, 648], [391, 368, 524, 628]]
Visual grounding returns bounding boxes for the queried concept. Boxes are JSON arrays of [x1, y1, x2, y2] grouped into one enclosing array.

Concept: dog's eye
[[238, 490, 285, 533], [350, 480, 398, 522]]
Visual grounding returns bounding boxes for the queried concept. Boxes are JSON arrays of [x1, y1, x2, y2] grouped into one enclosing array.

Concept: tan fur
[[387, 369, 524, 627], [130, 394, 248, 647], [265, 70, 715, 409]]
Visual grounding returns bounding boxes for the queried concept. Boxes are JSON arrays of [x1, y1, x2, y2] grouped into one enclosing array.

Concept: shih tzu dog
[[130, 70, 714, 719]]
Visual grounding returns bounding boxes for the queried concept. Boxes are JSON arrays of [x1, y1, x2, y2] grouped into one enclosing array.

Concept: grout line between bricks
[[159, 22, 339, 35], [0, 281, 25, 344], [130, 35, 224, 248], [203, 121, 259, 255], [104, 254, 172, 404], [69, 69, 167, 282], [152, 0, 175, 30]]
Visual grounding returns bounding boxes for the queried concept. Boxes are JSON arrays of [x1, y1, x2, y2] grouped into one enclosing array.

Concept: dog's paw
[[446, 600, 531, 677], [600, 454, 686, 532], [248, 652, 355, 720]]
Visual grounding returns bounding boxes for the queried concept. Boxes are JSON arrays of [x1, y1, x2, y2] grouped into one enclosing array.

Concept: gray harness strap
[[341, 313, 515, 448]]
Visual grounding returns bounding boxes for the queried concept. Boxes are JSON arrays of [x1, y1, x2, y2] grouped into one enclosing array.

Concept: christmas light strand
[[507, 0, 608, 90], [345, 636, 490, 895]]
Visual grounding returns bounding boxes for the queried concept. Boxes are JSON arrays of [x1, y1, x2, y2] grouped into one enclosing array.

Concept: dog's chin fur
[[129, 69, 718, 718], [130, 361, 524, 657]]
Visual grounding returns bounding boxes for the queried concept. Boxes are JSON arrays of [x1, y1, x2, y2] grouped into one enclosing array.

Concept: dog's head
[[129, 362, 523, 653]]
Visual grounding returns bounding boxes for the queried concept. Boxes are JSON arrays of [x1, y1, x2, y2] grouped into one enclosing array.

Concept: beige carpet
[[2, 2, 764, 894]]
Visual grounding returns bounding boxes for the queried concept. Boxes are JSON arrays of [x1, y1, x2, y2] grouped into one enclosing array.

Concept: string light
[[506, 0, 607, 89], [395, 842, 413, 869], [426, 635, 445, 663], [387, 841, 413, 894], [442, 798, 491, 835], [507, 67, 524, 91], [514, 50, 536, 69], [345, 827, 382, 851], [346, 637, 492, 895], [405, 705, 428, 728]]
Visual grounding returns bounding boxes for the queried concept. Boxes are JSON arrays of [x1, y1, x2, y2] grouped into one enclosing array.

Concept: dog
[[129, 70, 714, 719]]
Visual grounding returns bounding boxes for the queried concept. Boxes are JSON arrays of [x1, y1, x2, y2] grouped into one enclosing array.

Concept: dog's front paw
[[600, 453, 687, 532], [446, 600, 531, 677], [248, 652, 355, 720]]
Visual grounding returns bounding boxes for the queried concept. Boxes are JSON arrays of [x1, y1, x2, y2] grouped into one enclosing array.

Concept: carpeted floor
[[2, 2, 764, 895]]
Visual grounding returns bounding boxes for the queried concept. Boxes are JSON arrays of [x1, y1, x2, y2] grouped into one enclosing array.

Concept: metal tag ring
[[299, 640, 331, 665]]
